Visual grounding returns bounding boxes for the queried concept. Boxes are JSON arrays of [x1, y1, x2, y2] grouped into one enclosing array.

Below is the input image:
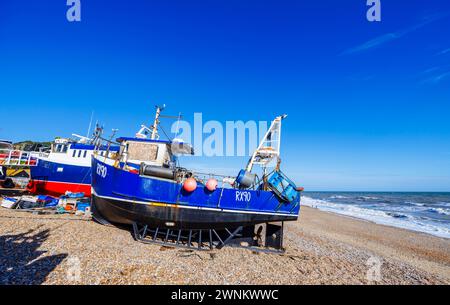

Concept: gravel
[[0, 206, 448, 285]]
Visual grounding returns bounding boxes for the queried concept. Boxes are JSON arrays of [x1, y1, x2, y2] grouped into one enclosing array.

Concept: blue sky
[[1, 0, 449, 191]]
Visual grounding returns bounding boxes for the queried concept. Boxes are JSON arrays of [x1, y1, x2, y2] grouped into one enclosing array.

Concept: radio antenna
[[86, 111, 94, 138]]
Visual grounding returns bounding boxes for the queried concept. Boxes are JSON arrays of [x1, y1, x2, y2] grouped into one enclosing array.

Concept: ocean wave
[[329, 195, 348, 199], [356, 196, 380, 201], [386, 212, 409, 219], [301, 196, 450, 239], [381, 204, 427, 213], [405, 201, 426, 207], [428, 208, 450, 216]]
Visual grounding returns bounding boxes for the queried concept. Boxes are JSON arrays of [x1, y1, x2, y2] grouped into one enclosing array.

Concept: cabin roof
[[116, 137, 171, 144], [70, 143, 120, 152]]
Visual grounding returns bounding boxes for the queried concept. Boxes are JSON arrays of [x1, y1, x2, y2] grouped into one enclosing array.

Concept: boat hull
[[29, 159, 91, 197], [92, 192, 298, 229], [29, 180, 91, 197], [92, 156, 301, 230]]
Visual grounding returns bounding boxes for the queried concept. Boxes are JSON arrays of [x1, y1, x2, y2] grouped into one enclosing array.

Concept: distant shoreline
[[301, 192, 450, 239], [302, 205, 449, 240], [296, 206, 450, 283]]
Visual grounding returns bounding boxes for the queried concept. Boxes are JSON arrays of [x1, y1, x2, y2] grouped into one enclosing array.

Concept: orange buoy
[[296, 187, 305, 192], [206, 178, 218, 192], [183, 178, 197, 192]]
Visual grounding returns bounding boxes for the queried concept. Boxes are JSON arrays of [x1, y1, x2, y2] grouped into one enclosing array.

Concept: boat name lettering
[[236, 191, 251, 202], [96, 164, 107, 178]]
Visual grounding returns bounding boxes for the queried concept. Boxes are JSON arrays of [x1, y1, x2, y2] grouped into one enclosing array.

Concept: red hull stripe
[[31, 180, 91, 197]]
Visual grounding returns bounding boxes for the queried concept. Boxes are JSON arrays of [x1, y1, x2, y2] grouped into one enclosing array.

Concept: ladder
[[246, 114, 287, 172]]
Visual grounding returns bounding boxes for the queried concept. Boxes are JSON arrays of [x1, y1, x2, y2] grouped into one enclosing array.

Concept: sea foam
[[301, 196, 450, 239]]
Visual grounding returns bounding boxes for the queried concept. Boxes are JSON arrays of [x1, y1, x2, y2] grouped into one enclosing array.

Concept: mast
[[86, 111, 94, 139], [150, 104, 165, 140]]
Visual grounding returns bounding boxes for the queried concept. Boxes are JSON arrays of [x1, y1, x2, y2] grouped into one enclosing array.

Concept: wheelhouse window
[[84, 150, 87, 158], [78, 150, 82, 158], [72, 150, 76, 157], [53, 144, 68, 153]]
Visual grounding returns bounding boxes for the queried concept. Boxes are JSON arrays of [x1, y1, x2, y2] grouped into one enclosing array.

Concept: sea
[[301, 192, 450, 239]]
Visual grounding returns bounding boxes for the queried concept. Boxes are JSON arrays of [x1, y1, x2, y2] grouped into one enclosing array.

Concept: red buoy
[[206, 178, 218, 192], [26, 180, 34, 190], [183, 178, 197, 192]]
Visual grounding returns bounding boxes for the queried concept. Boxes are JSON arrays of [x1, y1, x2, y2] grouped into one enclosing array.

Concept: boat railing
[[94, 135, 122, 147], [192, 171, 265, 191], [192, 171, 237, 189], [0, 149, 37, 167], [93, 135, 123, 159]]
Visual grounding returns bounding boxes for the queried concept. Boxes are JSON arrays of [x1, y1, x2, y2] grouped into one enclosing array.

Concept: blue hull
[[29, 159, 91, 196], [91, 157, 300, 229]]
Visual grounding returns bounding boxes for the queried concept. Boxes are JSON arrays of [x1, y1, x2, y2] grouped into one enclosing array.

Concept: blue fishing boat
[[28, 128, 120, 197], [91, 106, 302, 251]]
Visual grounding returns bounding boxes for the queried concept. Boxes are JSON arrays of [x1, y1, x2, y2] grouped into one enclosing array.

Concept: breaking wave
[[329, 195, 348, 199], [429, 208, 450, 216], [301, 195, 450, 239]]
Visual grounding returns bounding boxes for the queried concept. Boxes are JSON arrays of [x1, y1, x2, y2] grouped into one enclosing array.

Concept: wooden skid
[[132, 222, 285, 253]]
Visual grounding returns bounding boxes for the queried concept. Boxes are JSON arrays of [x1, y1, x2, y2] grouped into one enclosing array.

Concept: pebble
[[0, 207, 447, 285]]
